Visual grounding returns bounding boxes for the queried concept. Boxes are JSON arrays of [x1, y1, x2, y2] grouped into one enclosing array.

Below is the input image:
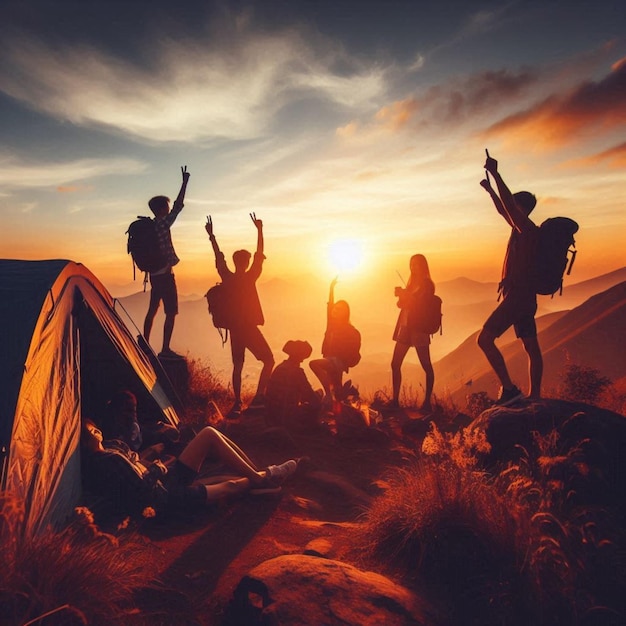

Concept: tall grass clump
[[360, 421, 626, 625], [0, 495, 156, 625], [496, 430, 626, 625], [360, 424, 530, 625], [185, 357, 232, 424]]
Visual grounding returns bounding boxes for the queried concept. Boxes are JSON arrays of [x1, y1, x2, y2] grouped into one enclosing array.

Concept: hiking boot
[[495, 385, 523, 407], [226, 403, 242, 420], [266, 460, 298, 483], [158, 348, 184, 360]]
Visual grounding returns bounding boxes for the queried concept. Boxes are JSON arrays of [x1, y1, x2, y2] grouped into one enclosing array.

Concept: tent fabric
[[0, 259, 180, 536]]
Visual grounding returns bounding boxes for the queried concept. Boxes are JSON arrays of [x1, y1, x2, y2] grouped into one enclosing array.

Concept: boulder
[[225, 554, 436, 626]]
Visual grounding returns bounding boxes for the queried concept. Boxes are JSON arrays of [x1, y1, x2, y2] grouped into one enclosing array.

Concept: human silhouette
[[82, 419, 298, 517], [478, 151, 542, 404], [390, 254, 435, 412], [143, 165, 190, 359], [309, 277, 361, 410], [205, 214, 274, 418], [266, 340, 322, 428]]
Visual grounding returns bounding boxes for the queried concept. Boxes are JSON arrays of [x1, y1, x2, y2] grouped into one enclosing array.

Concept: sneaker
[[158, 348, 184, 360], [495, 385, 523, 407], [266, 460, 298, 483]]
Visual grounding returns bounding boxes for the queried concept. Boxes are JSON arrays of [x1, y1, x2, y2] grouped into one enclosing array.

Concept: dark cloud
[[419, 68, 538, 123], [483, 59, 626, 146]]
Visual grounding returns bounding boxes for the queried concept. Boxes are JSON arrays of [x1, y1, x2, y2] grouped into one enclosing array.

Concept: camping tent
[[0, 259, 180, 536]]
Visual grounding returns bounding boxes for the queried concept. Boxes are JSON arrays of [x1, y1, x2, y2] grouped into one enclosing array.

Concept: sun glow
[[327, 238, 366, 275]]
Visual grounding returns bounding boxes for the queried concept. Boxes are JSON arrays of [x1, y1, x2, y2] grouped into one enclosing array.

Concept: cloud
[[565, 141, 626, 168], [482, 60, 626, 148], [0, 26, 387, 143], [375, 98, 419, 131], [0, 155, 147, 189]]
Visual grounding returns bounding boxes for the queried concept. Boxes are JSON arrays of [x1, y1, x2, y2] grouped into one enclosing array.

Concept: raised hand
[[250, 212, 263, 230], [205, 215, 214, 237], [484, 149, 498, 175], [181, 165, 190, 183], [480, 177, 492, 192]]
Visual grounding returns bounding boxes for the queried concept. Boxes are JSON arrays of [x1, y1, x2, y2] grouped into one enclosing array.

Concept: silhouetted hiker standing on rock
[[478, 151, 542, 405], [205, 214, 274, 419], [143, 166, 190, 359]]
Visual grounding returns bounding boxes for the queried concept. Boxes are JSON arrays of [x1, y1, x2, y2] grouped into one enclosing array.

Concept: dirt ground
[[132, 408, 429, 625]]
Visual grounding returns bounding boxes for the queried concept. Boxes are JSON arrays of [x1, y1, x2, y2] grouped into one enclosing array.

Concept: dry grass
[[359, 421, 626, 626], [184, 356, 233, 425], [0, 498, 158, 625]]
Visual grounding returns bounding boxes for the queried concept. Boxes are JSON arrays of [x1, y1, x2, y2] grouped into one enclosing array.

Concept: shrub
[[559, 363, 612, 404], [0, 498, 156, 626]]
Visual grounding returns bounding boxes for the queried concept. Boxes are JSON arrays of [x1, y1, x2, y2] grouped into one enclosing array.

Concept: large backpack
[[534, 217, 578, 296], [126, 217, 167, 275], [409, 292, 443, 335], [205, 283, 233, 345]]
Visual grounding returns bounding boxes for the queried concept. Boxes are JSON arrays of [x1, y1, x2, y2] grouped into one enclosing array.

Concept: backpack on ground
[[205, 283, 232, 345], [410, 292, 443, 335], [534, 217, 578, 296], [126, 217, 167, 277]]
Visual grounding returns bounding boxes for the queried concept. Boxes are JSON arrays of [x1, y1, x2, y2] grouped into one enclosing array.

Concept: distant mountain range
[[115, 267, 626, 400], [435, 281, 626, 404]]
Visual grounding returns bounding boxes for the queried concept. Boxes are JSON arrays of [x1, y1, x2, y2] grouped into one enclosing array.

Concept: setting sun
[[327, 238, 366, 275]]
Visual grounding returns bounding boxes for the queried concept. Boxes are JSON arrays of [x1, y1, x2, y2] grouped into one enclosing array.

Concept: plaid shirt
[[153, 201, 183, 270]]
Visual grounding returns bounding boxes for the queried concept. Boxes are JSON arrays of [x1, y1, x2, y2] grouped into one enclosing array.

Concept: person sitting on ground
[[265, 340, 322, 428], [81, 419, 298, 517], [101, 389, 180, 461], [309, 277, 361, 410], [102, 389, 143, 451], [390, 254, 435, 413], [205, 213, 275, 418]]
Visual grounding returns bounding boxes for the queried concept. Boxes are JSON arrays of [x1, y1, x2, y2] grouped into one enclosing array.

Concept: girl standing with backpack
[[389, 254, 435, 413]]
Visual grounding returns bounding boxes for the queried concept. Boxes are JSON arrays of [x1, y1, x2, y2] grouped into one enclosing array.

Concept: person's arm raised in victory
[[172, 165, 190, 211], [480, 170, 513, 227], [250, 212, 264, 256], [205, 215, 221, 256], [484, 150, 533, 233]]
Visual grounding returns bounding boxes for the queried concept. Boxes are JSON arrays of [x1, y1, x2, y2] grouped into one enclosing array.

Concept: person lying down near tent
[[81, 419, 299, 518]]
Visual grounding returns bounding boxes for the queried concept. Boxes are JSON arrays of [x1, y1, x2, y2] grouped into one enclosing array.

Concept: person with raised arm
[[205, 214, 274, 418], [309, 277, 361, 410], [478, 151, 542, 405], [143, 166, 190, 359]]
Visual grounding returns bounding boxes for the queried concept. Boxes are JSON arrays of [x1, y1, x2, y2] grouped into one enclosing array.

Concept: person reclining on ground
[[81, 419, 298, 518]]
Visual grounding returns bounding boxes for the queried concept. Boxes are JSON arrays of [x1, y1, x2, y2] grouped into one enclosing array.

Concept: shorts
[[483, 288, 537, 339], [230, 325, 274, 365], [394, 325, 431, 348], [149, 271, 178, 315]]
